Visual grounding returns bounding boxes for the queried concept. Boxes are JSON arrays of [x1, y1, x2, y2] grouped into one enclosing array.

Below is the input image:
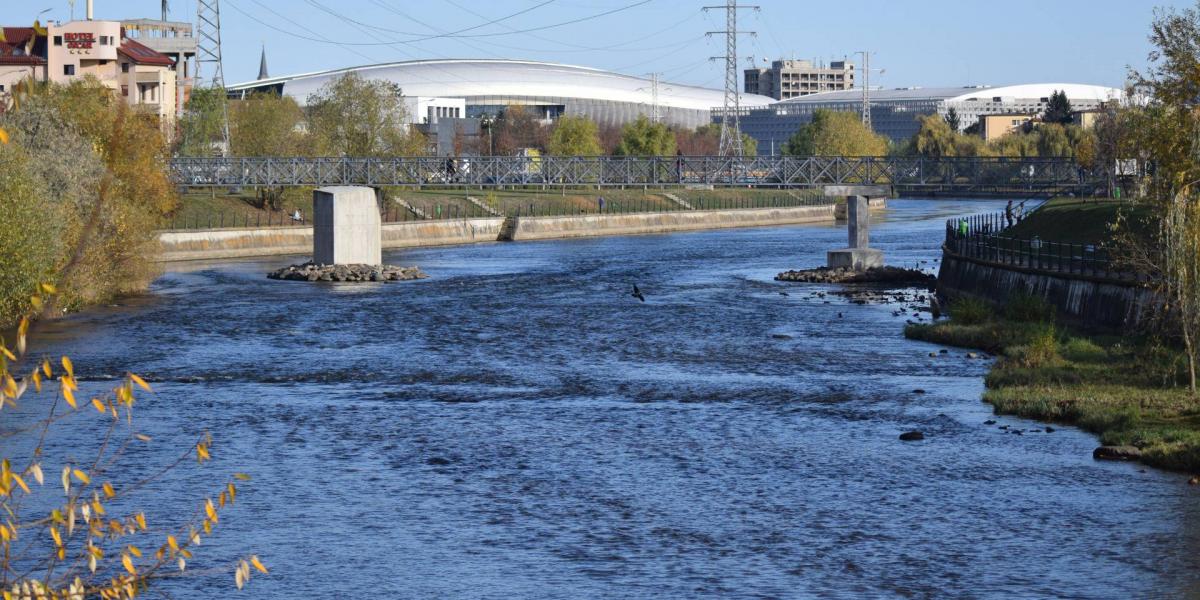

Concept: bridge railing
[[944, 213, 1133, 281], [169, 155, 1097, 191]]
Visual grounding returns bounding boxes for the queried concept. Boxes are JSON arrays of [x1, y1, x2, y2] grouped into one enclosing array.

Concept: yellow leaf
[[61, 466, 70, 495], [91, 398, 105, 413], [135, 513, 147, 530], [250, 555, 268, 574], [227, 482, 236, 504], [204, 499, 218, 522], [0, 127, 8, 145], [102, 482, 115, 498], [42, 360, 51, 378], [28, 463, 43, 485], [122, 554, 136, 575], [11, 473, 28, 494], [128, 545, 142, 558], [29, 295, 42, 312], [31, 370, 41, 393], [40, 282, 56, 294], [61, 356, 73, 378], [129, 373, 151, 392], [50, 526, 62, 547], [233, 473, 251, 481], [63, 386, 77, 408], [72, 469, 90, 485], [167, 535, 178, 552], [0, 347, 13, 361]]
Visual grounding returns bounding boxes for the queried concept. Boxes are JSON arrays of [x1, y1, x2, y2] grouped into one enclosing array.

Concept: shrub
[[1061, 337, 1108, 362], [1012, 324, 1061, 368], [950, 296, 992, 325], [1004, 291, 1056, 323]]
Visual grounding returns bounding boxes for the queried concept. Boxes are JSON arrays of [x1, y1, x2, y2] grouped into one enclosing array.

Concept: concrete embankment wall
[[157, 204, 851, 262], [937, 252, 1155, 331]]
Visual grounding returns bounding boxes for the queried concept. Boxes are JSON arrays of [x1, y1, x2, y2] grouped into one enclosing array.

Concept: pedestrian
[[1005, 200, 1014, 228], [1016, 201, 1026, 222], [598, 196, 605, 213], [958, 218, 969, 239]]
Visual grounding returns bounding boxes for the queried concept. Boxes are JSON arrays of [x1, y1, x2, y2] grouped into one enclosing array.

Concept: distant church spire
[[257, 45, 269, 80]]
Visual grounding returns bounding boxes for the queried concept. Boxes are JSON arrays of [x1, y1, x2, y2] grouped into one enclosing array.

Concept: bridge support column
[[313, 186, 381, 266], [826, 189, 884, 271]]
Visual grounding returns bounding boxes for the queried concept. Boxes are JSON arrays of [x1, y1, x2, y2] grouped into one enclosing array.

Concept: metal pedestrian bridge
[[169, 156, 1096, 194]]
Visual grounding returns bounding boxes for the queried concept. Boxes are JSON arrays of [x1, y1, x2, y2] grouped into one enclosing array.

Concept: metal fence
[[944, 212, 1133, 281], [169, 155, 1097, 192]]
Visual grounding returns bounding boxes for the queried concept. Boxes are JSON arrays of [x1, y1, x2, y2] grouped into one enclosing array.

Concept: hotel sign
[[64, 32, 95, 50]]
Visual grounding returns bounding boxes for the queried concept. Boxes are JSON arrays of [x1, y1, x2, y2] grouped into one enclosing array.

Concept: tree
[[546, 114, 602, 155], [0, 121, 265, 600], [1043, 89, 1074, 125], [944, 107, 961, 132], [1161, 195, 1200, 392], [306, 72, 425, 157], [614, 114, 676, 156], [230, 92, 306, 210], [492, 105, 547, 156], [177, 86, 228, 157], [0, 78, 177, 315], [781, 109, 888, 156], [675, 124, 756, 156]]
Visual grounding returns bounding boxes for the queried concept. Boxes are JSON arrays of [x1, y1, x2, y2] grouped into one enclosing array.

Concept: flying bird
[[631, 284, 645, 302]]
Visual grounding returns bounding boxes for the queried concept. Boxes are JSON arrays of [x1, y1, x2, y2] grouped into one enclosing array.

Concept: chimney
[[86, 0, 93, 20]]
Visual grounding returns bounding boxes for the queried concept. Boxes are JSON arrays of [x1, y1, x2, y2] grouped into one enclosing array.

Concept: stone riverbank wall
[[937, 250, 1156, 331], [157, 204, 850, 262]]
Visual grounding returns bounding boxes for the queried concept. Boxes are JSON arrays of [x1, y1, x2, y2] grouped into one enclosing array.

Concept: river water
[[10, 199, 1200, 598]]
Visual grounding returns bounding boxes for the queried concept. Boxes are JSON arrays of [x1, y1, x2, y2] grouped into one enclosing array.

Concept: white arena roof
[[229, 59, 775, 112], [774, 83, 1124, 105]]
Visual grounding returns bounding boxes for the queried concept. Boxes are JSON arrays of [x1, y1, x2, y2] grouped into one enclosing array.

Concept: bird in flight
[[631, 284, 646, 302]]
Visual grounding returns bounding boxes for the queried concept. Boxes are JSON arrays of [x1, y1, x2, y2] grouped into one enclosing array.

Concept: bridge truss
[[169, 156, 1098, 194]]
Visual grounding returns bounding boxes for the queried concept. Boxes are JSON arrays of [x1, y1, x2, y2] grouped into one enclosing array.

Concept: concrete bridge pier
[[825, 186, 886, 271], [313, 186, 382, 266]]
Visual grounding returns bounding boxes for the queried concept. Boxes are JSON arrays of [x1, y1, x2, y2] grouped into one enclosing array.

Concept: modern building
[[0, 14, 178, 131], [979, 113, 1036, 141], [744, 59, 855, 100], [120, 18, 196, 116], [736, 83, 1123, 153], [227, 59, 775, 131]]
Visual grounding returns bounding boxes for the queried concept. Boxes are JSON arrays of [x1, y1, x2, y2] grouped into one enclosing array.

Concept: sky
[[1, 0, 1192, 90]]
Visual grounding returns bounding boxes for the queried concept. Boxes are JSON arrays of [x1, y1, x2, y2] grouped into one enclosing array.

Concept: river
[[10, 199, 1200, 598]]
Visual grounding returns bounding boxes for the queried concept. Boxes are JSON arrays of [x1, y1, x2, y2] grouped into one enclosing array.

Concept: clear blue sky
[[2, 0, 1190, 89]]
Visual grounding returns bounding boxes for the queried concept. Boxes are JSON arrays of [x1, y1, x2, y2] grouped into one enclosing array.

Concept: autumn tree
[[177, 86, 228, 157], [230, 92, 306, 210], [614, 114, 676, 156], [782, 109, 888, 156], [675, 124, 756, 156], [0, 122, 266, 598], [306, 73, 426, 157], [492, 106, 547, 155], [546, 114, 602, 155], [0, 78, 177, 317]]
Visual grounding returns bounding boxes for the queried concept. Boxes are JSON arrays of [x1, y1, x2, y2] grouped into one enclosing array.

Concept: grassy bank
[[905, 297, 1199, 472], [169, 187, 829, 229]]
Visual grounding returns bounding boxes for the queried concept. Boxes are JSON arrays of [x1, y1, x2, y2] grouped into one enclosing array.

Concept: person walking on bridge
[[1005, 200, 1014, 228]]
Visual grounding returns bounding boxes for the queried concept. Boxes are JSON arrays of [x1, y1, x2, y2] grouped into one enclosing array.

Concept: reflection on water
[[11, 199, 1200, 599]]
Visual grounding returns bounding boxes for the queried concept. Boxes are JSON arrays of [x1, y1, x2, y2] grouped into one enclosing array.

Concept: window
[[121, 85, 128, 97], [63, 64, 75, 76], [0, 85, 5, 92], [122, 62, 130, 73], [53, 35, 62, 46], [99, 60, 108, 66]]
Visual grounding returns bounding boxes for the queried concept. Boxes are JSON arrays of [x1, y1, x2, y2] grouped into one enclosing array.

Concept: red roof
[[0, 28, 45, 66], [117, 38, 174, 66]]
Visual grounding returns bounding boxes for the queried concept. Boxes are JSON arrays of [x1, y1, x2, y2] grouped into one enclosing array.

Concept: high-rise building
[[744, 59, 855, 100]]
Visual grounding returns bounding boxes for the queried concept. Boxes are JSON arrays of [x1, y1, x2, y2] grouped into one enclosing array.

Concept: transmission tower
[[647, 73, 662, 123], [705, 1, 757, 158], [196, 0, 231, 155]]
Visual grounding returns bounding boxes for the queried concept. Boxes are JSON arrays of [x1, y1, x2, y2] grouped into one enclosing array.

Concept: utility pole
[[705, 0, 757, 158], [196, 0, 231, 156], [862, 52, 871, 129]]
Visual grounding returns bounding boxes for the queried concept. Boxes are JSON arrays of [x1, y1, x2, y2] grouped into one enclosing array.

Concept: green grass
[[1005, 197, 1153, 244], [906, 311, 1199, 473], [169, 187, 832, 228]]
